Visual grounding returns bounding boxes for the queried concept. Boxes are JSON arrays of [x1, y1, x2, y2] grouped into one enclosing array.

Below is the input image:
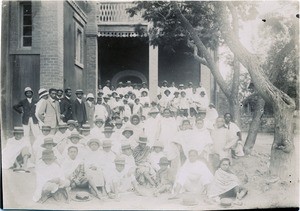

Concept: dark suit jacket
[[60, 97, 73, 122], [72, 99, 87, 124], [13, 98, 38, 125]]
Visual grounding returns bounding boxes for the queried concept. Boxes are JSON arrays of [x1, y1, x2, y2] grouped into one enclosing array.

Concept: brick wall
[[39, 1, 64, 89]]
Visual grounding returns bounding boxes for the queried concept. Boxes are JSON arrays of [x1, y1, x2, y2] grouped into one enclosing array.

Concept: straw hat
[[71, 191, 92, 202], [102, 126, 114, 133], [94, 118, 104, 123], [41, 125, 51, 130], [152, 141, 164, 148], [41, 137, 57, 148], [13, 126, 24, 134], [38, 88, 48, 99], [68, 131, 82, 139], [67, 120, 77, 126], [87, 138, 101, 147], [148, 107, 159, 114], [220, 198, 233, 207], [114, 155, 126, 165], [81, 124, 90, 131], [41, 149, 56, 160], [58, 123, 68, 128], [75, 89, 84, 94], [122, 126, 133, 135], [24, 87, 33, 94], [121, 141, 132, 150], [138, 136, 148, 144], [102, 140, 112, 148], [86, 93, 94, 99]]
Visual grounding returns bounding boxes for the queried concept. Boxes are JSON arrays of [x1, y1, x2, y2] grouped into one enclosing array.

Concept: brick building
[[1, 1, 217, 138]]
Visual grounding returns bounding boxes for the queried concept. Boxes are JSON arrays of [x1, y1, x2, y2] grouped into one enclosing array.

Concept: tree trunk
[[229, 98, 240, 126], [269, 103, 295, 182], [243, 96, 265, 155], [230, 56, 241, 126]]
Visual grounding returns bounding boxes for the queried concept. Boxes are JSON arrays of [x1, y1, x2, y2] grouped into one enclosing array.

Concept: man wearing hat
[[121, 141, 136, 174], [33, 149, 68, 203], [56, 89, 64, 102], [13, 87, 40, 138], [133, 136, 156, 187], [160, 89, 172, 110], [140, 81, 149, 94], [160, 80, 169, 95], [60, 88, 73, 123], [35, 137, 62, 164], [168, 82, 178, 96], [103, 80, 112, 96], [153, 157, 173, 197], [53, 123, 69, 150], [185, 82, 194, 98], [105, 155, 143, 199], [116, 81, 124, 95], [37, 88, 62, 134], [84, 93, 95, 128], [144, 107, 161, 147], [35, 88, 49, 128], [94, 97, 109, 123], [2, 127, 31, 171], [72, 89, 87, 128]]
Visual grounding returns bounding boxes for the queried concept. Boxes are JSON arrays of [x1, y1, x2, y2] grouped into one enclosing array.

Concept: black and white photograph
[[0, 0, 299, 210]]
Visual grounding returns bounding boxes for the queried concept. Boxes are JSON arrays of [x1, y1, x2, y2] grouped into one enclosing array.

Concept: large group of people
[[2, 79, 247, 205]]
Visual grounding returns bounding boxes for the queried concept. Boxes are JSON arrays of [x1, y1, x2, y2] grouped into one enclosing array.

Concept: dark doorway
[[98, 37, 149, 86]]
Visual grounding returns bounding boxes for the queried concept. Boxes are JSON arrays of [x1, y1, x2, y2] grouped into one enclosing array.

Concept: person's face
[[131, 117, 139, 125], [42, 95, 49, 100], [104, 98, 109, 102], [88, 98, 94, 102], [174, 93, 179, 98], [171, 82, 175, 87], [70, 137, 80, 144], [182, 122, 190, 130], [220, 160, 230, 172], [162, 82, 167, 87], [159, 163, 168, 170], [188, 150, 198, 163], [25, 91, 33, 98], [157, 95, 162, 100], [57, 91, 63, 98], [154, 146, 163, 153], [197, 112, 206, 120], [59, 128, 67, 133], [139, 142, 147, 149], [76, 93, 83, 99], [43, 157, 54, 165], [224, 114, 231, 124], [124, 117, 129, 122], [131, 94, 136, 100], [123, 131, 132, 138], [141, 116, 146, 121], [44, 144, 53, 150], [82, 130, 90, 136], [142, 92, 147, 97], [97, 98, 102, 104], [68, 124, 75, 131], [42, 129, 51, 136], [68, 148, 78, 160], [165, 92, 170, 96], [181, 92, 186, 97], [49, 91, 57, 99], [89, 142, 100, 151], [142, 84, 147, 88], [116, 97, 120, 102], [95, 121, 104, 128], [216, 118, 225, 128], [116, 163, 125, 172], [195, 120, 204, 129], [124, 95, 129, 99], [103, 146, 111, 152], [150, 113, 158, 118], [104, 131, 112, 138], [66, 90, 72, 98], [14, 133, 23, 140], [106, 82, 110, 87], [163, 110, 171, 118], [122, 148, 132, 156], [115, 123, 122, 129]]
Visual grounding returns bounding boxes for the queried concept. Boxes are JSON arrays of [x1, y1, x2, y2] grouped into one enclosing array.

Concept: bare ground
[[2, 132, 299, 210]]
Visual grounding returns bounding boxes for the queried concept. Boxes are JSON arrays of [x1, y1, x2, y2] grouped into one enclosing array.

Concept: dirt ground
[[2, 132, 299, 210]]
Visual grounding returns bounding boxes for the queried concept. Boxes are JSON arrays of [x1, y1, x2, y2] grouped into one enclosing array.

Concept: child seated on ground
[[148, 141, 165, 172], [105, 155, 143, 200], [33, 149, 68, 203], [207, 158, 248, 203], [153, 157, 173, 197]]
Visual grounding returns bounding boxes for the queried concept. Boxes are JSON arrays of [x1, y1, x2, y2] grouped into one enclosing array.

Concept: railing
[[97, 2, 145, 25]]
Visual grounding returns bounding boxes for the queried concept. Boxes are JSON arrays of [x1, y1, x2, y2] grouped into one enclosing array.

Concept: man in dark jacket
[[72, 89, 87, 128], [60, 88, 73, 122], [13, 87, 40, 138]]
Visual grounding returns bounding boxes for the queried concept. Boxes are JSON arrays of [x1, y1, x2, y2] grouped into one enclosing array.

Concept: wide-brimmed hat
[[94, 118, 104, 123], [121, 141, 132, 150], [118, 81, 123, 85], [220, 198, 233, 207], [102, 126, 114, 133], [58, 123, 68, 128], [87, 138, 101, 147], [67, 120, 77, 126], [75, 89, 84, 94], [81, 124, 90, 131], [148, 107, 159, 114], [126, 81, 132, 84], [38, 88, 49, 99], [158, 157, 169, 165], [24, 87, 33, 94], [41, 125, 51, 130], [68, 131, 82, 139], [41, 149, 56, 160], [179, 84, 184, 87], [122, 126, 133, 135], [102, 140, 112, 148], [103, 95, 110, 99], [13, 126, 24, 134], [197, 107, 207, 113], [114, 155, 126, 165], [86, 93, 94, 99], [138, 136, 148, 144], [188, 82, 193, 85], [152, 141, 164, 148], [41, 137, 57, 148]]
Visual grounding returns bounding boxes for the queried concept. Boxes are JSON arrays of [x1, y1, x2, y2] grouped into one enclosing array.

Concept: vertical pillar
[[200, 64, 211, 101], [39, 1, 64, 89], [85, 1, 98, 96], [149, 45, 158, 102]]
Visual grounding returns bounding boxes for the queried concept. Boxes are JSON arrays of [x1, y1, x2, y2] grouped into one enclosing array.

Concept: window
[[75, 22, 84, 67], [21, 1, 32, 47]]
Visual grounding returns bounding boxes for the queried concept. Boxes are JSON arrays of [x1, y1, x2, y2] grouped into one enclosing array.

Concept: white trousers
[[23, 117, 41, 138]]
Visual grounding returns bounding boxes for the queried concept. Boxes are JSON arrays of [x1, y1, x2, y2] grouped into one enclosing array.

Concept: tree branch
[[172, 2, 231, 99]]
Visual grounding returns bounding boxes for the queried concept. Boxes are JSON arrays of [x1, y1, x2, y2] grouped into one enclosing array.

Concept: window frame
[[74, 21, 84, 68], [20, 1, 33, 48]]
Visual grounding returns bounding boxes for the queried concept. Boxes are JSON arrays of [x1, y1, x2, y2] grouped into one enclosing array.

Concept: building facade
[[1, 0, 217, 138]]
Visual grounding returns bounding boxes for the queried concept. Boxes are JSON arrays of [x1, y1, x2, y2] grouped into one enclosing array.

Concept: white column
[[149, 45, 158, 102]]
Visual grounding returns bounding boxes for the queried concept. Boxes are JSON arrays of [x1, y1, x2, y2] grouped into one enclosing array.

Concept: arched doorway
[[111, 70, 147, 86]]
